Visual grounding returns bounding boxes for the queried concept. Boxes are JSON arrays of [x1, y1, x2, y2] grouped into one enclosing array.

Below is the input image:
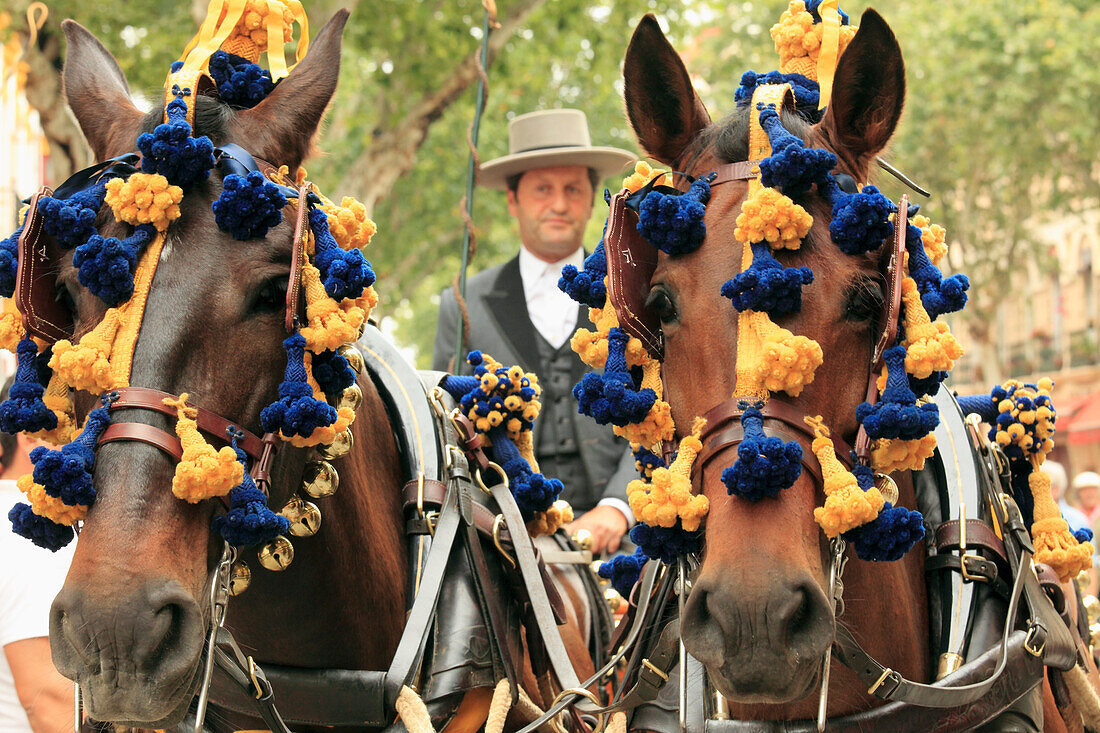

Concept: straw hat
[[479, 109, 636, 190]]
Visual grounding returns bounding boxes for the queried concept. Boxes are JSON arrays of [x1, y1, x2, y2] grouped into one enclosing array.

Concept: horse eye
[[645, 286, 679, 325], [843, 278, 884, 324], [248, 275, 288, 316], [55, 283, 75, 316]]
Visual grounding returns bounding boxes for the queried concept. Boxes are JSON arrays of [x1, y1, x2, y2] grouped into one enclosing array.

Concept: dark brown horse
[[47, 13, 591, 731], [616, 9, 1085, 730]]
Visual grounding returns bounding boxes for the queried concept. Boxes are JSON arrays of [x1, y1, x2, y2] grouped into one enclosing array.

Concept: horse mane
[[137, 94, 233, 142]]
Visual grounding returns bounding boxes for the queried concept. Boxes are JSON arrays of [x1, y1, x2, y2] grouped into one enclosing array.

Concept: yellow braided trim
[[299, 261, 365, 352], [900, 278, 963, 378], [29, 372, 77, 446], [1031, 466, 1092, 581], [50, 309, 124, 395], [807, 416, 883, 537], [163, 393, 243, 503], [111, 230, 169, 388]]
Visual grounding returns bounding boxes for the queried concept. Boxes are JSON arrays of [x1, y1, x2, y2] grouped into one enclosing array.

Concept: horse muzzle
[[681, 567, 834, 703], [50, 578, 205, 725]]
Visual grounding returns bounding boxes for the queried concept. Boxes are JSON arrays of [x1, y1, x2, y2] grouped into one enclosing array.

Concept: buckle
[[1024, 624, 1047, 658], [640, 658, 670, 687], [866, 667, 900, 697], [247, 656, 266, 699], [492, 514, 516, 569], [959, 554, 986, 583]]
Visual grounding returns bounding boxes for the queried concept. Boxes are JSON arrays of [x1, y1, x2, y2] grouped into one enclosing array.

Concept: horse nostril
[[773, 581, 831, 649], [135, 586, 204, 675]]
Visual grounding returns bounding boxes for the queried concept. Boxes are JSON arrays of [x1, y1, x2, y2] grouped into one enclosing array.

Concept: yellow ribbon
[[816, 0, 841, 110]]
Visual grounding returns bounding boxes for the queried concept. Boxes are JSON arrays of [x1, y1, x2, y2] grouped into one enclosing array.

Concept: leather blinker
[[16, 187, 75, 343], [605, 188, 663, 360]]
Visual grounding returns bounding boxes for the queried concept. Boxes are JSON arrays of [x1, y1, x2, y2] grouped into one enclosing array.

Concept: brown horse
[[616, 9, 1082, 729], [46, 12, 591, 731]]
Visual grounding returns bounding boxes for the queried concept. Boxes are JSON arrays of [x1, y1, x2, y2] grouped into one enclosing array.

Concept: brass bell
[[317, 430, 353, 460], [338, 384, 363, 413], [591, 560, 607, 579], [604, 588, 624, 614], [302, 460, 339, 498], [1091, 621, 1100, 651], [874, 473, 899, 506], [281, 496, 322, 537], [258, 535, 294, 571], [228, 561, 252, 596], [572, 528, 593, 552], [1085, 594, 1100, 625], [337, 344, 364, 375]]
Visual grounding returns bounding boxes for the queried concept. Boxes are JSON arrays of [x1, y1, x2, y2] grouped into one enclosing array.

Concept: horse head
[[620, 9, 910, 705], [42, 12, 354, 725]]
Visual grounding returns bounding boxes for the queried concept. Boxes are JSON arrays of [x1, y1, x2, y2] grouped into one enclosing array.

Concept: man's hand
[[565, 505, 629, 555]]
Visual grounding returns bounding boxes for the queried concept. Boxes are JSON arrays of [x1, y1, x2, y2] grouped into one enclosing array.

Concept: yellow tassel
[[18, 473, 86, 526], [299, 261, 365, 352], [808, 416, 883, 537], [49, 309, 124, 394], [911, 214, 948, 266], [0, 298, 23, 352], [627, 418, 709, 531], [770, 1, 858, 80], [901, 278, 963, 378], [871, 434, 937, 474], [514, 430, 540, 472], [29, 373, 77, 446], [527, 500, 574, 538], [570, 305, 647, 371], [105, 173, 183, 232], [1030, 468, 1093, 582], [734, 186, 813, 250], [163, 393, 243, 503], [321, 197, 376, 250]]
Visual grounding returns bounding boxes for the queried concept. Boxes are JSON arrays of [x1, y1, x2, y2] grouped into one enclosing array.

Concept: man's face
[[506, 165, 594, 262], [1079, 483, 1100, 511]]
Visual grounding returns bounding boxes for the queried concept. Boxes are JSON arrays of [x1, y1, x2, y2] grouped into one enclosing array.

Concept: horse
[[597, 6, 1100, 731], [39, 10, 595, 731]]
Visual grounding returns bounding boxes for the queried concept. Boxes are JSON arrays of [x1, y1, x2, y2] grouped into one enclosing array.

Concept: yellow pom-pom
[[808, 420, 884, 537], [901, 279, 963, 378], [18, 473, 87, 526], [911, 214, 948, 266], [526, 500, 574, 538], [105, 173, 183, 232], [871, 434, 937, 474], [322, 197, 376, 251], [734, 186, 813, 250], [164, 394, 243, 503], [49, 310, 123, 394], [756, 325, 823, 397], [627, 418, 708, 531], [299, 262, 365, 352], [770, 1, 857, 78], [622, 161, 672, 193], [0, 297, 23, 352]]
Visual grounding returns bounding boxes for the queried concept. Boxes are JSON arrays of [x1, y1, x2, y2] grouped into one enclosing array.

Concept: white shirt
[[518, 246, 585, 349], [517, 246, 634, 527], [0, 480, 75, 732]]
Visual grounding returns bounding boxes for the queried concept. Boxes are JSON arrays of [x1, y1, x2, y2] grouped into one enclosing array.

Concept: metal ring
[[428, 386, 449, 419], [1024, 625, 1046, 658], [549, 686, 601, 710], [492, 515, 516, 570], [474, 461, 508, 495]]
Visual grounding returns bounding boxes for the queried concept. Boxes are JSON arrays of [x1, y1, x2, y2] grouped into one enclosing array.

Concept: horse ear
[[817, 9, 905, 179], [62, 20, 144, 160], [232, 10, 349, 171], [623, 14, 711, 166]]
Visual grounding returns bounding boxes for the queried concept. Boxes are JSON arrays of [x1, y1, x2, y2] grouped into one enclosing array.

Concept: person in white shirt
[[433, 109, 637, 553], [0, 425, 76, 733]]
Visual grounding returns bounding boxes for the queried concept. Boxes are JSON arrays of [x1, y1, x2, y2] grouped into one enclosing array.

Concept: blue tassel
[[0, 223, 22, 297], [9, 503, 74, 551], [957, 393, 997, 423], [558, 237, 607, 308], [488, 427, 562, 519], [856, 345, 939, 440], [757, 105, 836, 195], [599, 546, 648, 597], [1074, 527, 1093, 545], [208, 51, 275, 108], [573, 328, 656, 426], [0, 338, 57, 434], [136, 90, 216, 189], [261, 332, 338, 438], [721, 240, 813, 316], [212, 171, 286, 240], [72, 223, 155, 305], [630, 521, 701, 564], [40, 180, 108, 250], [905, 223, 968, 319], [721, 404, 802, 501], [735, 71, 822, 120], [909, 370, 947, 399], [825, 179, 895, 255], [311, 349, 356, 404], [806, 0, 851, 23], [30, 398, 114, 507], [211, 445, 290, 546], [440, 374, 480, 400], [633, 444, 664, 479], [637, 177, 710, 255], [842, 464, 925, 561], [308, 207, 375, 301]]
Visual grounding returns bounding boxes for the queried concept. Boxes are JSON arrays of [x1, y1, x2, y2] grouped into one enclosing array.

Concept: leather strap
[[924, 553, 1010, 600], [285, 182, 309, 333], [709, 161, 757, 187], [98, 422, 183, 461], [15, 186, 74, 343]]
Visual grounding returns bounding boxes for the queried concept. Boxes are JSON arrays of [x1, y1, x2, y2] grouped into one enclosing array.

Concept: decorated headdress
[[4, 0, 376, 556]]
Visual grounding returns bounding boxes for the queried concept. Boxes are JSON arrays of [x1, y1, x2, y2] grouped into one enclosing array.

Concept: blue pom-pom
[[637, 178, 710, 255], [30, 403, 112, 508], [489, 428, 562, 519], [721, 405, 802, 501], [827, 183, 895, 255], [261, 332, 338, 437], [573, 328, 656, 426], [9, 503, 73, 551], [208, 51, 275, 108], [909, 370, 947, 400], [211, 447, 290, 546], [136, 94, 215, 189], [308, 207, 375, 301], [72, 224, 154, 305], [0, 224, 21, 298], [905, 224, 968, 319], [311, 349, 357, 404], [40, 180, 108, 250], [757, 106, 836, 195], [844, 502, 925, 561], [1074, 527, 1093, 544], [735, 71, 822, 121], [440, 374, 480, 399], [212, 171, 286, 240], [633, 444, 664, 477], [559, 237, 607, 308], [721, 241, 813, 316], [856, 345, 939, 440], [0, 337, 57, 434], [630, 521, 701, 564], [599, 547, 648, 597]]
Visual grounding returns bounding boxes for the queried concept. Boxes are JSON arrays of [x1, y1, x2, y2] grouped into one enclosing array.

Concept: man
[[433, 109, 637, 554], [1047, 460, 1088, 533]]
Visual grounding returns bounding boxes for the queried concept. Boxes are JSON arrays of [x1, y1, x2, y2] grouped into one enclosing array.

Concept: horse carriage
[[4, 0, 1100, 731]]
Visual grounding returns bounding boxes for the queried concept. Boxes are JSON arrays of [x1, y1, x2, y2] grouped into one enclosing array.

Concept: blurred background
[[1, 0, 1098, 475]]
